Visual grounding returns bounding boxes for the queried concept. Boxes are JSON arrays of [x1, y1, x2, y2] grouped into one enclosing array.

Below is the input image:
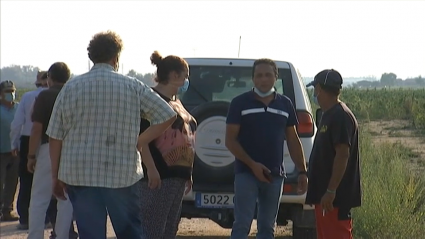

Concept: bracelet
[[326, 189, 336, 194]]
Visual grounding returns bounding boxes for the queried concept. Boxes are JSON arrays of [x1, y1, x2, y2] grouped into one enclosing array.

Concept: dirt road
[[0, 190, 292, 239], [0, 217, 292, 239]]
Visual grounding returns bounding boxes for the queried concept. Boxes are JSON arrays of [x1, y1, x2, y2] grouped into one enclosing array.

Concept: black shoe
[[49, 230, 79, 239], [16, 223, 29, 230], [69, 231, 79, 239], [1, 212, 19, 222]]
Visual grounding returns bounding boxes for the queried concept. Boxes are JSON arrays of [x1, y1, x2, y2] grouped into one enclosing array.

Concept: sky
[[1, 0, 424, 79]]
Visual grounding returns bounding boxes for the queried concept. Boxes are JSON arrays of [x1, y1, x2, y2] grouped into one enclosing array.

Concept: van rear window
[[179, 66, 295, 109]]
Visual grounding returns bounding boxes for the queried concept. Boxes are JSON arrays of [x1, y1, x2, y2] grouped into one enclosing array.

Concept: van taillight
[[296, 111, 314, 137]]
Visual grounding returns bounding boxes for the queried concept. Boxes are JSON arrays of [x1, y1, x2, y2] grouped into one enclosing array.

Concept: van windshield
[[179, 66, 295, 109]]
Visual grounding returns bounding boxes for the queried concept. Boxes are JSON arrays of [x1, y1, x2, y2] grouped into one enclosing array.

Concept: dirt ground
[[363, 119, 425, 171], [0, 188, 292, 238], [2, 120, 422, 239], [0, 216, 292, 239]]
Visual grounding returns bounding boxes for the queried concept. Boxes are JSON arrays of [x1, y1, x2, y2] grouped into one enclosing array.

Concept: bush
[[353, 129, 425, 238]]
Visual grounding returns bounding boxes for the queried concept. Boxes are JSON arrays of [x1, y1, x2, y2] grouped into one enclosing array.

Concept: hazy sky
[[1, 0, 424, 79]]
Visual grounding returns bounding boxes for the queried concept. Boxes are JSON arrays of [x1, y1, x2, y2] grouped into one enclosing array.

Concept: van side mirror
[[315, 108, 323, 126]]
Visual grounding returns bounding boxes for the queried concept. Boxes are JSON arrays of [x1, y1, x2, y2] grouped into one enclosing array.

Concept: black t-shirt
[[305, 102, 361, 210], [140, 89, 196, 181], [31, 85, 63, 144]]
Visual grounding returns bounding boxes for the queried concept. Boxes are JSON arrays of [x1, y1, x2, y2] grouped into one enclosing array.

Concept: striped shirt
[[46, 63, 176, 188]]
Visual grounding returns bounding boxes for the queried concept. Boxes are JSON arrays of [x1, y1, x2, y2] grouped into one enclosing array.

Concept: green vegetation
[[354, 131, 425, 239], [308, 88, 425, 130], [307, 88, 425, 238]]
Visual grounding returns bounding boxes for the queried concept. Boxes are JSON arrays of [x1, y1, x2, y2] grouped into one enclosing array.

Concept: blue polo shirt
[[226, 90, 298, 176], [0, 103, 18, 153]]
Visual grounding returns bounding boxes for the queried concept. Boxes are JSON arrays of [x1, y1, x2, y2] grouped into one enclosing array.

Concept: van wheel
[[293, 227, 317, 239], [190, 101, 234, 184], [291, 207, 317, 239]]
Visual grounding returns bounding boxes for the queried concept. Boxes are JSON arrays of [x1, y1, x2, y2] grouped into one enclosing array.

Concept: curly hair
[[87, 31, 123, 64], [150, 51, 188, 84]]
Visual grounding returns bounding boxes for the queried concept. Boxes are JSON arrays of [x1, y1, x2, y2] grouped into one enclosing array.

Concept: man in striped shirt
[[46, 31, 177, 239]]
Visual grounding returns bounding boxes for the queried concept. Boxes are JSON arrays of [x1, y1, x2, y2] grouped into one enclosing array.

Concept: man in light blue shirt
[[10, 71, 49, 229], [0, 80, 19, 222]]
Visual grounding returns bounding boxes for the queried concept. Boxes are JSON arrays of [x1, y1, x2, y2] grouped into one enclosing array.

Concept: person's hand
[[147, 168, 161, 189], [184, 178, 193, 195], [27, 158, 36, 173], [297, 174, 308, 194], [320, 191, 336, 213], [136, 142, 143, 153], [250, 162, 272, 183], [11, 149, 19, 157], [52, 178, 67, 200]]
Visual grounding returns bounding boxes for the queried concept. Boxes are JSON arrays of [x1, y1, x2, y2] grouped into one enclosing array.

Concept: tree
[[0, 65, 41, 88], [380, 73, 397, 86], [415, 76, 424, 85], [125, 70, 155, 86]]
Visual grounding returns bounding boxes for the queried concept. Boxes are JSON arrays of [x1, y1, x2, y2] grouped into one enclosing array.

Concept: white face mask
[[254, 87, 275, 98]]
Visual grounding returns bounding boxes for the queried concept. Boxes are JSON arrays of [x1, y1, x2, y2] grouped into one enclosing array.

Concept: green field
[[16, 88, 425, 238]]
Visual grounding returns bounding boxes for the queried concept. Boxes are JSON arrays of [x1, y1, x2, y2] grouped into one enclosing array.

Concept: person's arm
[[10, 96, 26, 151], [286, 127, 307, 172], [28, 95, 45, 159], [225, 99, 256, 168], [45, 90, 67, 180], [49, 138, 62, 180], [138, 119, 156, 171], [327, 113, 353, 191], [285, 100, 307, 172], [137, 84, 177, 146], [140, 143, 156, 170]]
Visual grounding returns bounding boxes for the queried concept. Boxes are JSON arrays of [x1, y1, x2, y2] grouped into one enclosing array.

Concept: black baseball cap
[[306, 69, 343, 89]]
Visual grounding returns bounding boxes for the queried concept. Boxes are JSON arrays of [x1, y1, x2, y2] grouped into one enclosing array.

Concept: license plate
[[195, 193, 235, 208]]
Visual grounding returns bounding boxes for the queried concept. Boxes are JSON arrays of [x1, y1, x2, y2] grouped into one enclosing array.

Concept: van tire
[[293, 227, 317, 239], [190, 101, 234, 183], [291, 207, 317, 239]]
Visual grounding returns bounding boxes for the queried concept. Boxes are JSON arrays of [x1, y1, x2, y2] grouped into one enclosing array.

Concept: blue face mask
[[253, 87, 275, 98], [178, 79, 189, 94], [4, 92, 15, 102]]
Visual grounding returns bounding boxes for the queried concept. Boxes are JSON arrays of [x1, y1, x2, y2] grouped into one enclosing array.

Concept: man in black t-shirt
[[305, 69, 361, 239], [27, 62, 77, 239]]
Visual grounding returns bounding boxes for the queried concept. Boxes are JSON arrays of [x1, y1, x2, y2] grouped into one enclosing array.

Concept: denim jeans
[[230, 172, 284, 239], [67, 181, 142, 239]]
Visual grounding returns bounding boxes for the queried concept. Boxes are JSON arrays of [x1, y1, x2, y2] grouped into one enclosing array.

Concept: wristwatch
[[27, 154, 36, 159]]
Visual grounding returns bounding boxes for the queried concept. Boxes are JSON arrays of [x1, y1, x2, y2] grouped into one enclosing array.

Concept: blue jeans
[[67, 181, 142, 239], [230, 172, 284, 239]]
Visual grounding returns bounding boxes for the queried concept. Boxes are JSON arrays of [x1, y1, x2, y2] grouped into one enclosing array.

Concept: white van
[[178, 58, 318, 238]]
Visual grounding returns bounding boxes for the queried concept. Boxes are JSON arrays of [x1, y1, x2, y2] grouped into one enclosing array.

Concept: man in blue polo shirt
[[225, 58, 308, 239]]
